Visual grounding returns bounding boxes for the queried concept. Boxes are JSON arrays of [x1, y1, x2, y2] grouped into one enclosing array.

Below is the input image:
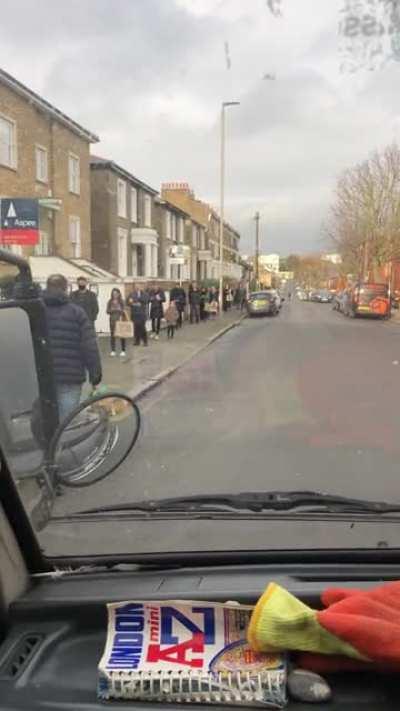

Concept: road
[[55, 299, 400, 515]]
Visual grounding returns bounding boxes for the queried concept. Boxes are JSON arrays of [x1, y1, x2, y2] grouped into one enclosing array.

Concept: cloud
[[0, 0, 400, 254]]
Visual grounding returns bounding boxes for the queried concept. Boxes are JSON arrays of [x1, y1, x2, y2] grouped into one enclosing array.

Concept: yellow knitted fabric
[[247, 583, 365, 660]]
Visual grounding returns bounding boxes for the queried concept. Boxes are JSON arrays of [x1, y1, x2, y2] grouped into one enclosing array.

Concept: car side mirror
[[47, 393, 141, 488]]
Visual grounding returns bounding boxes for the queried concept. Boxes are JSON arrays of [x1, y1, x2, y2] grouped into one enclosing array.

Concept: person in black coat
[[200, 287, 208, 320], [169, 285, 186, 328], [43, 274, 102, 421], [70, 276, 99, 324], [106, 288, 126, 356], [131, 298, 148, 346], [149, 287, 166, 340], [127, 286, 150, 321], [189, 284, 201, 323]]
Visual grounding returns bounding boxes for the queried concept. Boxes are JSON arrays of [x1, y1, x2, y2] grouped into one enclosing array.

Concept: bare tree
[[327, 143, 400, 279]]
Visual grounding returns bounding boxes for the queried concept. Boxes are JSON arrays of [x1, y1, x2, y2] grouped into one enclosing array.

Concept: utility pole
[[363, 239, 369, 282], [254, 211, 260, 287]]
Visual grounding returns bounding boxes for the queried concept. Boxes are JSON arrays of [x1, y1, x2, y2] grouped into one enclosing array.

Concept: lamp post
[[254, 211, 260, 288], [219, 101, 240, 314]]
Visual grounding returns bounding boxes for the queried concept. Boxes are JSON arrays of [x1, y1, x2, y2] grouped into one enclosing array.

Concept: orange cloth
[[299, 582, 400, 673]]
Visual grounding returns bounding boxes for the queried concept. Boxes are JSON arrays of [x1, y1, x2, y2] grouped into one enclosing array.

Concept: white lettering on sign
[[6, 202, 16, 218], [14, 219, 36, 227]]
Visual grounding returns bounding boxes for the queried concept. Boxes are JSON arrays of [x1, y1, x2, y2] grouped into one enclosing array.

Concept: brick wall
[[51, 122, 92, 259], [153, 202, 167, 278], [0, 82, 92, 259], [91, 168, 113, 271], [91, 164, 158, 277]]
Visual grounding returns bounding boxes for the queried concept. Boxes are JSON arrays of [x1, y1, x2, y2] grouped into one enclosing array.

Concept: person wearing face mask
[[71, 276, 99, 325]]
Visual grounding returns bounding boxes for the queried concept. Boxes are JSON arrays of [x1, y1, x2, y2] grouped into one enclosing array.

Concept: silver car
[[247, 291, 280, 316]]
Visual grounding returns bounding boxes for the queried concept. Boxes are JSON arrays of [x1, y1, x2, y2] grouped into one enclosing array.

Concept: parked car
[[391, 289, 400, 310], [312, 289, 333, 303], [267, 288, 283, 309], [332, 291, 345, 311], [247, 290, 280, 316], [345, 283, 390, 319], [309, 290, 320, 302], [333, 290, 353, 315]]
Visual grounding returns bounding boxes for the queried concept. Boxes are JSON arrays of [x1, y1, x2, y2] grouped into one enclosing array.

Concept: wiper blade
[[73, 491, 400, 516]]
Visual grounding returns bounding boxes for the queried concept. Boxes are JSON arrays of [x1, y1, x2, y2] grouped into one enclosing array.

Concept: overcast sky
[[1, 0, 400, 255]]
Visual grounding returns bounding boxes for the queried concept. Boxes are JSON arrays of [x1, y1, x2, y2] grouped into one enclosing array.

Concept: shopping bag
[[115, 318, 133, 339]]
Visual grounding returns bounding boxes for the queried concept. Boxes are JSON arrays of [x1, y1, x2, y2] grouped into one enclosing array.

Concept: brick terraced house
[[0, 68, 98, 259]]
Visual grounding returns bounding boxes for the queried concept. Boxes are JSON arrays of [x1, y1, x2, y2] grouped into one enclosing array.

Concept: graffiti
[[339, 0, 400, 71]]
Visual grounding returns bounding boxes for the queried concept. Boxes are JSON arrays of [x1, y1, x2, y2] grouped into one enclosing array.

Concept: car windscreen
[[358, 285, 388, 298], [2, 3, 400, 565]]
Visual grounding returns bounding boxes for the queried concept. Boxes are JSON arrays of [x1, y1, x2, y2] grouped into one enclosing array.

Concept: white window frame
[[130, 186, 137, 222], [69, 215, 81, 258], [35, 144, 48, 183], [34, 231, 50, 256], [165, 210, 172, 240], [0, 113, 17, 169], [68, 153, 80, 195], [171, 213, 177, 242], [117, 179, 127, 218], [200, 229, 206, 250], [144, 194, 152, 227], [192, 225, 197, 248], [118, 227, 128, 277], [178, 217, 184, 244]]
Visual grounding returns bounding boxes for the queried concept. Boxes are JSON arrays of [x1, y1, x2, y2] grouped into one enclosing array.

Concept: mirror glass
[[0, 306, 45, 495], [51, 394, 140, 488]]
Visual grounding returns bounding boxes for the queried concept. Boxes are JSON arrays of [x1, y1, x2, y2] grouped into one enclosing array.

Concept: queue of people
[[39, 273, 247, 420], [45, 274, 248, 363], [104, 281, 247, 356]]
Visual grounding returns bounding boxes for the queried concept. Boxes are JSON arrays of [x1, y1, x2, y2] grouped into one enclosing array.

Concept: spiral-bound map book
[[98, 600, 287, 708]]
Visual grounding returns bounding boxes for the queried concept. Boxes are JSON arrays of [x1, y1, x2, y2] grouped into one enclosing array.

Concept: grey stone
[[288, 668, 332, 703]]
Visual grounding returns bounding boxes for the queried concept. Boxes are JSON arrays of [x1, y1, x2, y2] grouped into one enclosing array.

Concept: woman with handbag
[[106, 288, 127, 357]]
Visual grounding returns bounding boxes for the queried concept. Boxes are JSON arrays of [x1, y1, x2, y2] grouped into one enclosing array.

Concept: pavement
[[388, 307, 400, 324], [51, 297, 400, 519], [97, 309, 246, 399]]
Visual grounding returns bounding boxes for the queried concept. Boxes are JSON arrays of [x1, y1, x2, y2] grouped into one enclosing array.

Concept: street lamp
[[219, 100, 240, 315], [254, 211, 260, 288]]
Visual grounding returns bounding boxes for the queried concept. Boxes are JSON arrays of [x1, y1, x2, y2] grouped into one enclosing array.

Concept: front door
[[131, 245, 138, 277]]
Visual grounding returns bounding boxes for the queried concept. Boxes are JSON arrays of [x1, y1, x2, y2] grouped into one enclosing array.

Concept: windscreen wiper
[[71, 491, 400, 516]]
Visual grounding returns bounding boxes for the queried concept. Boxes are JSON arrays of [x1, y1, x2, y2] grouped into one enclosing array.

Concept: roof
[[208, 207, 240, 238], [90, 156, 158, 195], [29, 256, 122, 282], [154, 196, 190, 219], [0, 67, 99, 143]]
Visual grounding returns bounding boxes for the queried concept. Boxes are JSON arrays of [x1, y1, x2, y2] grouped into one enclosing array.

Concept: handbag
[[115, 312, 134, 339]]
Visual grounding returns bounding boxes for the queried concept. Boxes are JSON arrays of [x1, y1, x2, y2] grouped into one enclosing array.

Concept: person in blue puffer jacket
[[42, 274, 102, 421]]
